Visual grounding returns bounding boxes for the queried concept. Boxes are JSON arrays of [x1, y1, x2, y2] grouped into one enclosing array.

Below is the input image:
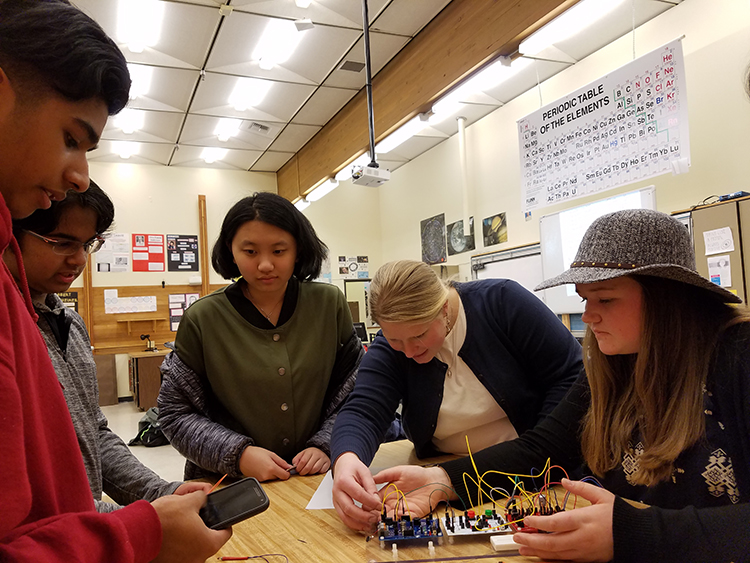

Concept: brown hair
[[369, 260, 449, 325], [581, 275, 750, 485]]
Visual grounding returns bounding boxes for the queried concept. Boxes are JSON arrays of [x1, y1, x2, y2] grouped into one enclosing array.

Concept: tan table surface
[[208, 440, 566, 563]]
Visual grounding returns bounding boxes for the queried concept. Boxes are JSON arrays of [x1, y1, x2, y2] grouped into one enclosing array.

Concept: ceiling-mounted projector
[[352, 165, 390, 187]]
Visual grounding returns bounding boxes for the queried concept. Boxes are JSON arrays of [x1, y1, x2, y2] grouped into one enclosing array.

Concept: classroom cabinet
[[690, 198, 750, 304], [128, 350, 169, 411]]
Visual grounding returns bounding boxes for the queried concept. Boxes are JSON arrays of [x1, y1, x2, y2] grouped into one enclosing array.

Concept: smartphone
[[199, 477, 270, 530]]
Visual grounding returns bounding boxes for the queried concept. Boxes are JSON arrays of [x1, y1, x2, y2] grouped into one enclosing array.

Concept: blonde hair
[[370, 260, 449, 325], [582, 275, 750, 486]]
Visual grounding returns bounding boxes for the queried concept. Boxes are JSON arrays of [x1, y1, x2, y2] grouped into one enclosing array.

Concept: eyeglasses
[[23, 230, 105, 256]]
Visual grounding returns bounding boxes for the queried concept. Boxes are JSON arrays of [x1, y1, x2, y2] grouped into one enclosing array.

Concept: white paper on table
[[306, 469, 388, 510], [703, 227, 735, 255]]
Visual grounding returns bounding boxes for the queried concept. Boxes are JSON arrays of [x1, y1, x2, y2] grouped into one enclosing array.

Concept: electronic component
[[442, 508, 510, 540], [377, 515, 443, 549], [490, 534, 519, 553]]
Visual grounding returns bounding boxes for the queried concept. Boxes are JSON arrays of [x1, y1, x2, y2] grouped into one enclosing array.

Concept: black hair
[[12, 180, 115, 238], [0, 0, 130, 114], [212, 192, 328, 282]]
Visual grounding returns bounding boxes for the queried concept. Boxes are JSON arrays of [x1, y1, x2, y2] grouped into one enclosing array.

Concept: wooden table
[[210, 441, 556, 563]]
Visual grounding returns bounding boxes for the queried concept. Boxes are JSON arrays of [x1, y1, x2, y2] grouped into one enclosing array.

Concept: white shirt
[[432, 297, 518, 455]]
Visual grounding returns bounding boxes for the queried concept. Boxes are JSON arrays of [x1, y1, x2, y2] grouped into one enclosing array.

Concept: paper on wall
[[707, 254, 732, 287], [703, 227, 735, 256]]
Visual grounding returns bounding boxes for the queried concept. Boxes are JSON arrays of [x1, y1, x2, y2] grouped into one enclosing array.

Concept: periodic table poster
[[519, 39, 689, 212]]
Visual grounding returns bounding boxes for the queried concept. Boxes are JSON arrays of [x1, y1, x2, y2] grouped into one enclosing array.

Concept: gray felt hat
[[535, 208, 742, 304]]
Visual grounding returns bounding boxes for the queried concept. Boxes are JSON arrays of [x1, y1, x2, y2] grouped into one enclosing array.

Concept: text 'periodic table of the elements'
[[518, 38, 690, 213]]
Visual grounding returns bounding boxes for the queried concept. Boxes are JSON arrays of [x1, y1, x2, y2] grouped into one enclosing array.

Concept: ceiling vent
[[240, 121, 272, 135], [340, 60, 365, 73]]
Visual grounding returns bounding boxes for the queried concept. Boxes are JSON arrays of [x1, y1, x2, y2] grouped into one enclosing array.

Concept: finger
[[372, 467, 401, 484], [561, 478, 613, 504], [523, 511, 580, 533], [333, 495, 380, 530], [182, 489, 208, 510]]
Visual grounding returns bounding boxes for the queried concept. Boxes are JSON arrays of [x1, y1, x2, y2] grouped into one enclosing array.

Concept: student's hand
[[173, 482, 212, 495], [151, 490, 231, 563], [332, 452, 381, 531], [293, 447, 330, 475], [512, 478, 615, 562], [239, 445, 292, 482], [374, 465, 456, 519]]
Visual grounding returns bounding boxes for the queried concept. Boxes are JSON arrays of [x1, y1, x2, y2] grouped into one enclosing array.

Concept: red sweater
[[0, 195, 161, 562]]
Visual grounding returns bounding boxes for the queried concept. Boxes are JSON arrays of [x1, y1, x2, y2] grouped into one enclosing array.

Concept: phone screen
[[200, 477, 270, 530]]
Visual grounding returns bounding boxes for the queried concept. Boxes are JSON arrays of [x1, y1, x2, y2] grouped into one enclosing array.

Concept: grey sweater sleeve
[[97, 407, 180, 507], [158, 351, 253, 477]]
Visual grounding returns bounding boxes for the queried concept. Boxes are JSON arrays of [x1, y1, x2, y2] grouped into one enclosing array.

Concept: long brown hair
[[581, 275, 750, 485]]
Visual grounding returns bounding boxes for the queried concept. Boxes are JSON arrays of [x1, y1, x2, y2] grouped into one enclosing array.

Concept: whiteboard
[[472, 245, 546, 305], [539, 186, 656, 314]]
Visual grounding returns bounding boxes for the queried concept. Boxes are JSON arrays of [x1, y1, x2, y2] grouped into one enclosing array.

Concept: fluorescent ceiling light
[[375, 116, 429, 154], [519, 0, 626, 56], [294, 198, 310, 211], [229, 78, 272, 111], [307, 179, 338, 202], [112, 141, 139, 159], [201, 147, 228, 164], [127, 64, 154, 100], [117, 0, 165, 53], [252, 19, 307, 70], [295, 0, 312, 8], [114, 109, 145, 134], [429, 57, 532, 125], [215, 118, 243, 142]]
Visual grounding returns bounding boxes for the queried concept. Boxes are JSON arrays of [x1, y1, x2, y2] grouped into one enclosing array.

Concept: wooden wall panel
[[89, 283, 231, 355], [279, 0, 577, 199]]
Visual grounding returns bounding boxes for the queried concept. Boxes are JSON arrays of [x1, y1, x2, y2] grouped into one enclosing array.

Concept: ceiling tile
[[102, 110, 185, 144], [371, 0, 452, 35], [230, 0, 390, 28], [191, 73, 316, 122], [73, 0, 221, 69], [323, 31, 410, 89], [251, 151, 296, 172], [179, 114, 282, 151], [88, 141, 174, 166], [126, 66, 199, 113], [268, 124, 322, 153], [171, 146, 263, 169], [291, 86, 358, 126], [206, 11, 362, 85]]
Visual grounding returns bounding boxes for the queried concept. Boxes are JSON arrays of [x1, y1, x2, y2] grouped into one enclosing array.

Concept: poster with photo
[[446, 217, 476, 256], [168, 292, 200, 331], [482, 213, 508, 247], [132, 233, 165, 272], [337, 255, 369, 279], [96, 232, 130, 272], [420, 213, 447, 265], [166, 234, 199, 272]]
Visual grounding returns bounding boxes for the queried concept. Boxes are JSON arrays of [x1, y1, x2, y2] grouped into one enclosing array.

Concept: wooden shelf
[[116, 317, 164, 335]]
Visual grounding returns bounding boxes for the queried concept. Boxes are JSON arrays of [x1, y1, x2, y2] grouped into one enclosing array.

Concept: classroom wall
[[301, 0, 750, 279], [73, 162, 276, 289]]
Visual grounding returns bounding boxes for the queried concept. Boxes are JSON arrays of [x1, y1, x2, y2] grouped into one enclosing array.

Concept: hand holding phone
[[199, 477, 270, 530]]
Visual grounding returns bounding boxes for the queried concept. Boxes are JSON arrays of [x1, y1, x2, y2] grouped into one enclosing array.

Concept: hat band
[[570, 260, 641, 269]]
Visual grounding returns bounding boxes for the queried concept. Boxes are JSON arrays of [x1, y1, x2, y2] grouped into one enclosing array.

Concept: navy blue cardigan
[[331, 278, 583, 464]]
